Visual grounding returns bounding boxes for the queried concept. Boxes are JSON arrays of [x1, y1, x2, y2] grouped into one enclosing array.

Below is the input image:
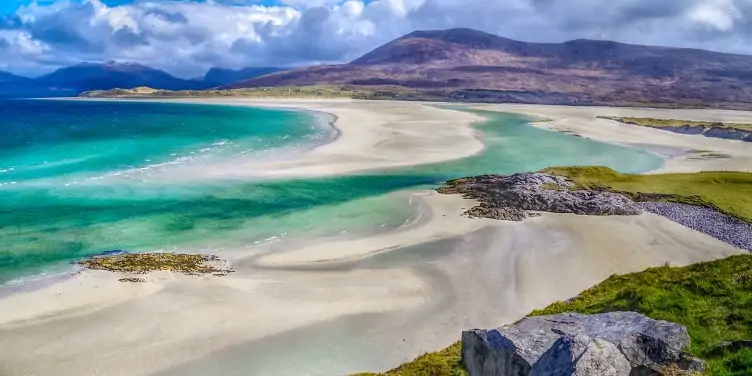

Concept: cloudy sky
[[0, 0, 749, 77]]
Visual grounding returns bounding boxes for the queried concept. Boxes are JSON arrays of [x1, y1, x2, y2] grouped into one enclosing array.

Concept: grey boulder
[[530, 334, 631, 376], [461, 312, 704, 376]]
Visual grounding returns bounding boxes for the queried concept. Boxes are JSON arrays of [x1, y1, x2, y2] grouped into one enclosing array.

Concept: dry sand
[[1, 99, 750, 376]]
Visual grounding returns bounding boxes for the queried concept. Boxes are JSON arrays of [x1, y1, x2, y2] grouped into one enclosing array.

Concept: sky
[[0, 0, 750, 77]]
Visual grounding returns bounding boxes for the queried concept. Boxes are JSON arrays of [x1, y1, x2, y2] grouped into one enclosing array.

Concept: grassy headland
[[540, 166, 752, 223], [533, 255, 752, 376], [355, 167, 752, 376]]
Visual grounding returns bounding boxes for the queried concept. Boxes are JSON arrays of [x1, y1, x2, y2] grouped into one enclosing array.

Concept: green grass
[[352, 342, 467, 376], [355, 256, 752, 376], [599, 116, 752, 132], [532, 255, 752, 376], [540, 166, 752, 223]]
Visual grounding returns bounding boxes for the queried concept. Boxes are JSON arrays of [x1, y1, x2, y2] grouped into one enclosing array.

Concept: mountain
[[202, 67, 285, 87], [0, 71, 52, 98], [0, 71, 29, 84], [36, 62, 210, 93], [228, 28, 752, 108]]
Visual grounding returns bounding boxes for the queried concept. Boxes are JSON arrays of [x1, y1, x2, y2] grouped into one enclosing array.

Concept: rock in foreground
[[79, 252, 233, 276], [462, 312, 704, 376], [437, 172, 642, 221]]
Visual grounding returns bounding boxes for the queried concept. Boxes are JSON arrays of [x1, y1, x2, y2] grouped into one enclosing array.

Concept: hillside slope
[[229, 28, 752, 108], [202, 67, 285, 86]]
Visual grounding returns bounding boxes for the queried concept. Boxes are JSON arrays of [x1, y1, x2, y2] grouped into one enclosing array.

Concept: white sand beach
[[106, 98, 486, 180], [1, 99, 750, 376]]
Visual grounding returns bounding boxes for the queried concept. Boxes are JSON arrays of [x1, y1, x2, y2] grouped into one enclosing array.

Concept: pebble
[[640, 202, 752, 252]]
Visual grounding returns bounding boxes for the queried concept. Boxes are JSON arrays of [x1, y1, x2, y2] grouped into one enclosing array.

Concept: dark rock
[[118, 277, 146, 283], [438, 172, 642, 221], [462, 312, 704, 376]]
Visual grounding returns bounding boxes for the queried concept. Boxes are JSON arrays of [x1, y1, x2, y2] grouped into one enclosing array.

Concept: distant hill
[[202, 67, 285, 87], [0, 71, 29, 84], [0, 71, 53, 98], [0, 63, 287, 98], [228, 28, 752, 109], [36, 62, 209, 93]]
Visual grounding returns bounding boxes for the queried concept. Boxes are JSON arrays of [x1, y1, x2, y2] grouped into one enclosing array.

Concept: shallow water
[[0, 100, 662, 283]]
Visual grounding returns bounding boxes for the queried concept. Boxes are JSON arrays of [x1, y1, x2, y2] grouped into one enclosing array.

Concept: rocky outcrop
[[437, 172, 642, 221], [462, 312, 705, 376]]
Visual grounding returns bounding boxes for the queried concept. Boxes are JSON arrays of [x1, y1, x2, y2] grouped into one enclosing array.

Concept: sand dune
[[1, 99, 750, 376]]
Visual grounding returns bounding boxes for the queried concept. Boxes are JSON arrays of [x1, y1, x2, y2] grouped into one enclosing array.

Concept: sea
[[0, 99, 663, 284]]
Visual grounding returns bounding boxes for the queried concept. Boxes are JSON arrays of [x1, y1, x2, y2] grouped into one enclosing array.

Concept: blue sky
[[0, 0, 750, 77]]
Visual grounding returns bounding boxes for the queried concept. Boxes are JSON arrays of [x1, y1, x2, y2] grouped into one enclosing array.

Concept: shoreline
[[66, 98, 487, 180], [465, 102, 752, 173], [1, 99, 751, 375]]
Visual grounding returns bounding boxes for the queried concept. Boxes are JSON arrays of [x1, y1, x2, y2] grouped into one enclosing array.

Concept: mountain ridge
[[228, 28, 752, 109]]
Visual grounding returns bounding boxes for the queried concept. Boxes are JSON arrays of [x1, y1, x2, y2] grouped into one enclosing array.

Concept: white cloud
[[688, 0, 742, 31], [1, 0, 752, 77]]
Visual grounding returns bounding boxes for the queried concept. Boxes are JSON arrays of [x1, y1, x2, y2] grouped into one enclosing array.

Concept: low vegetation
[[79, 253, 232, 275], [356, 255, 752, 376], [541, 166, 752, 223], [599, 116, 752, 132], [352, 342, 466, 376]]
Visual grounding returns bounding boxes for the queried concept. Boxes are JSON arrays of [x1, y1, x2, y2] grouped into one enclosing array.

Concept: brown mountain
[[227, 28, 752, 108]]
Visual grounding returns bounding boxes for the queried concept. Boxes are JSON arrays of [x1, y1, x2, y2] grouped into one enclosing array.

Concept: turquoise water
[[0, 100, 662, 283]]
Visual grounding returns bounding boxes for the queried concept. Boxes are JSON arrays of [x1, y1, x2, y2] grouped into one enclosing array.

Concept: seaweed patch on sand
[[79, 253, 234, 276]]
